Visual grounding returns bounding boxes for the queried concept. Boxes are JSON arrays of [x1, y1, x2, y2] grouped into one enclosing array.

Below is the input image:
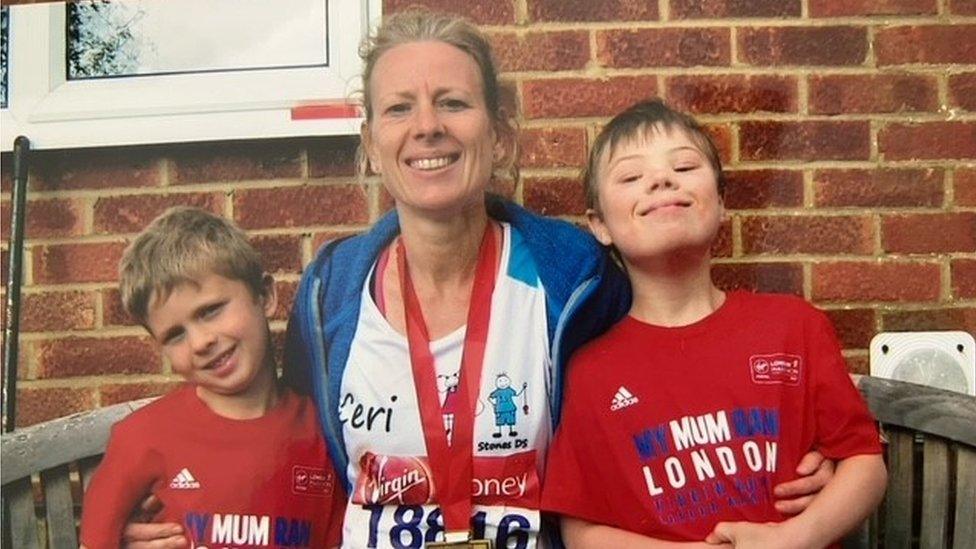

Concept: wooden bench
[[1, 398, 153, 548], [2, 379, 975, 548]]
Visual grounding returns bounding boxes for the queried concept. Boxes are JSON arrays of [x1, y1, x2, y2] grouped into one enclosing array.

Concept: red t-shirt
[[542, 291, 881, 543], [81, 384, 345, 548]]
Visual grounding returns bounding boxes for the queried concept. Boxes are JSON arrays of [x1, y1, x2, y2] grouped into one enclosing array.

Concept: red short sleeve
[[807, 311, 883, 459], [80, 420, 161, 548], [541, 357, 617, 528]]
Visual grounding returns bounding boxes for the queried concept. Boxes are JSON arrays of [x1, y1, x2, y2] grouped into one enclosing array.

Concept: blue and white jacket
[[283, 197, 631, 491]]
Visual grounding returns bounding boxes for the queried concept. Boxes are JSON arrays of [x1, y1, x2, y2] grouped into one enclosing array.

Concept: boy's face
[[587, 127, 724, 265], [146, 272, 277, 405]]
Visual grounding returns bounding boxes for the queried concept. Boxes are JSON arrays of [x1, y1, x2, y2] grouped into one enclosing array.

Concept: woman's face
[[364, 40, 498, 219]]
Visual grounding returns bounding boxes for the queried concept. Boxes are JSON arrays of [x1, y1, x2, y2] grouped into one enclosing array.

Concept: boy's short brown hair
[[584, 99, 726, 213], [119, 206, 265, 325]]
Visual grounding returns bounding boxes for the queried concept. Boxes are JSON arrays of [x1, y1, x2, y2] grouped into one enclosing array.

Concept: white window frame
[[1, 0, 380, 151]]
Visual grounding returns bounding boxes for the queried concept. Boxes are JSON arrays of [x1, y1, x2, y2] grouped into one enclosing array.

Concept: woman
[[124, 10, 831, 549]]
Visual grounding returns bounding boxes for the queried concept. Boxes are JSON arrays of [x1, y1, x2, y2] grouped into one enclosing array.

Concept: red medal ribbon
[[397, 223, 498, 538]]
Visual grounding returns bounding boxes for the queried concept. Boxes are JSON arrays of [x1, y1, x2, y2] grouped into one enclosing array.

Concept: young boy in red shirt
[[542, 100, 886, 548], [81, 207, 344, 548]]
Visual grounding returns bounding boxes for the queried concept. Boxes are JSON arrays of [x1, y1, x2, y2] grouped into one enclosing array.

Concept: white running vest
[[340, 223, 553, 549]]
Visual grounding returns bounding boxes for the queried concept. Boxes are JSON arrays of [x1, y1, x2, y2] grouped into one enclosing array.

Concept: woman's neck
[[397, 203, 490, 291], [625, 250, 725, 327], [382, 202, 496, 339]]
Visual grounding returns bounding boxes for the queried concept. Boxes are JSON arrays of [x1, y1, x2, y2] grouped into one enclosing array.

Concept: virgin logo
[[351, 450, 541, 508]]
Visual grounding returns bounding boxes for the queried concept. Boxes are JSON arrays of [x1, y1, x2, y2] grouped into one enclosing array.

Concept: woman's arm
[[772, 449, 835, 514], [708, 454, 886, 549], [562, 517, 731, 549]]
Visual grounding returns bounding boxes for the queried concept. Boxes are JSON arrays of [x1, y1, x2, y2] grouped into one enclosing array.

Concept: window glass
[[66, 0, 328, 80]]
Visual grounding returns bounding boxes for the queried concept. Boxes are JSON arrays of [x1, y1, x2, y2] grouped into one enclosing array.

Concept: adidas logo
[[610, 386, 639, 411], [169, 468, 201, 489]]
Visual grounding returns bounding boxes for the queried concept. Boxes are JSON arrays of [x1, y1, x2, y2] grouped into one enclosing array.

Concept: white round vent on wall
[[870, 331, 975, 396]]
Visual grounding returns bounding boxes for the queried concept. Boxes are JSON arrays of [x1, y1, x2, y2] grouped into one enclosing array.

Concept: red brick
[[1, 249, 9, 289], [956, 168, 976, 207], [172, 141, 302, 184], [33, 242, 126, 284], [522, 76, 659, 119], [667, 75, 797, 114], [739, 27, 867, 66], [880, 122, 976, 161], [93, 192, 224, 234], [740, 121, 870, 161], [705, 124, 734, 165], [272, 280, 298, 322], [37, 336, 161, 378], [100, 381, 180, 406], [385, 0, 515, 24], [724, 170, 804, 209], [812, 262, 941, 302], [102, 288, 138, 327], [16, 386, 95, 427], [491, 31, 590, 73], [949, 73, 976, 111], [813, 168, 944, 208], [310, 230, 361, 257], [742, 215, 874, 255], [810, 0, 937, 16], [597, 28, 731, 68], [952, 259, 976, 299], [308, 136, 359, 178], [0, 156, 11, 193], [31, 148, 162, 191], [252, 235, 303, 274], [21, 291, 97, 332], [882, 213, 976, 254], [951, 0, 976, 15], [810, 74, 938, 115], [711, 262, 804, 295], [519, 127, 587, 168], [881, 307, 976, 334], [711, 220, 733, 258], [824, 308, 877, 349], [844, 355, 869, 376], [876, 25, 976, 65], [672, 0, 800, 18], [271, 329, 288, 370], [234, 185, 369, 230], [528, 0, 658, 22], [524, 177, 586, 216], [0, 199, 85, 240]]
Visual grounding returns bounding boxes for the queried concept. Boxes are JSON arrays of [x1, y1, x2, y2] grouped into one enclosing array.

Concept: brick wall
[[2, 0, 975, 426]]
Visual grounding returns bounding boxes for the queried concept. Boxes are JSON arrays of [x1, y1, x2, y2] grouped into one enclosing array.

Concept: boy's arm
[[562, 517, 731, 549], [707, 453, 886, 549]]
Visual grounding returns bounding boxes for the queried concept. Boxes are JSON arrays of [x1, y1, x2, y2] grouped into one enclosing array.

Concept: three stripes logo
[[169, 468, 201, 490], [610, 386, 639, 411]]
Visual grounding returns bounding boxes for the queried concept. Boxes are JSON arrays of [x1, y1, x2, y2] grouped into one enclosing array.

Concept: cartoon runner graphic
[[488, 373, 527, 438]]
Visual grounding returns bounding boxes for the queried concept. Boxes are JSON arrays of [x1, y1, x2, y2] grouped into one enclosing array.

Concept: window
[[1, 0, 379, 151]]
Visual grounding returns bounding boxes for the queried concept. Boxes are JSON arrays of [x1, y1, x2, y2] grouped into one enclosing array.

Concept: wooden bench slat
[[78, 455, 103, 493], [885, 429, 914, 549], [41, 466, 78, 549], [920, 438, 950, 548], [6, 477, 41, 549], [954, 447, 976, 548]]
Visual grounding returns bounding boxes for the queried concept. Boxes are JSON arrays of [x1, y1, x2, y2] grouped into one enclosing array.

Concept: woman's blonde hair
[[356, 9, 517, 183]]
